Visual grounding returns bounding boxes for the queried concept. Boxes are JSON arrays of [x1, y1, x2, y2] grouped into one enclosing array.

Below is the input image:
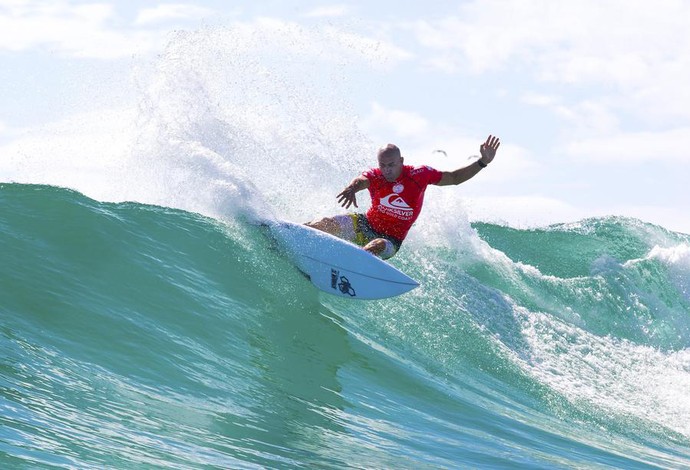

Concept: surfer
[[307, 135, 501, 259]]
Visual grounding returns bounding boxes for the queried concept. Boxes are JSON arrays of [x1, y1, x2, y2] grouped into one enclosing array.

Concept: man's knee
[[306, 217, 339, 235]]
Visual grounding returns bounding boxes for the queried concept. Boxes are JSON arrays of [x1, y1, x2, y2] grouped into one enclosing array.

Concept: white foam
[[1, 26, 374, 224], [506, 302, 690, 438], [639, 244, 690, 267]]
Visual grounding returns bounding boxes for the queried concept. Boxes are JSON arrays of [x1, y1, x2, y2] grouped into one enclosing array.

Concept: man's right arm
[[337, 175, 370, 209]]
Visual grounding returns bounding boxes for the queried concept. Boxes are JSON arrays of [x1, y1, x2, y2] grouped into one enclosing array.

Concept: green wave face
[[2, 183, 689, 469]]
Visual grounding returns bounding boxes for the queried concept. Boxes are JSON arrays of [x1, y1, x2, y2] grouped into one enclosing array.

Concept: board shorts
[[332, 213, 402, 260]]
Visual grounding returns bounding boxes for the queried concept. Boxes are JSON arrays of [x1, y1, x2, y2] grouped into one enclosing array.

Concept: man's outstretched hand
[[479, 135, 501, 165], [337, 186, 358, 209]]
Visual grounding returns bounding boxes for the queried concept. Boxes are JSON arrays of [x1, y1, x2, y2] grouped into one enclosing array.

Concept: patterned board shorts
[[332, 213, 402, 260]]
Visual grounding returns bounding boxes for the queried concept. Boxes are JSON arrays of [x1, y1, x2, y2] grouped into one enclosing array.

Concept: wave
[[2, 183, 689, 468]]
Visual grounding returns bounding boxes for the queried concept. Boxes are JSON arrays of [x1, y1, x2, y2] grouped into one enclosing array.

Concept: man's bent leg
[[307, 216, 396, 259], [305, 217, 341, 236]]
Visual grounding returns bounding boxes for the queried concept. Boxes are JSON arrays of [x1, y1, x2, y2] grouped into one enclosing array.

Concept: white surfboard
[[264, 220, 419, 300]]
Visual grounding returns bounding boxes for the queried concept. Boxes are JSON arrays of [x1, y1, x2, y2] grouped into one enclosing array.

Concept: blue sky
[[1, 0, 689, 233]]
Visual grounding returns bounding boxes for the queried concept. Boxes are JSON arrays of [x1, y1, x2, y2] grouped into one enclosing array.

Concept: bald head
[[377, 144, 401, 160], [376, 143, 404, 182]]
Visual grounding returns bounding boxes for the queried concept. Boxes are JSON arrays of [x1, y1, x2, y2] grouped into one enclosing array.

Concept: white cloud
[[564, 128, 690, 164], [520, 92, 560, 109], [303, 5, 350, 18], [521, 92, 620, 136], [0, 2, 110, 52], [423, 53, 461, 74], [406, 0, 690, 123], [0, 2, 154, 58], [360, 102, 430, 140], [409, 1, 690, 78], [0, 1, 223, 59], [135, 4, 217, 26], [0, 3, 409, 64]]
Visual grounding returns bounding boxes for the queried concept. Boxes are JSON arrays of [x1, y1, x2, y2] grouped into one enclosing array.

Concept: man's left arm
[[436, 135, 500, 186]]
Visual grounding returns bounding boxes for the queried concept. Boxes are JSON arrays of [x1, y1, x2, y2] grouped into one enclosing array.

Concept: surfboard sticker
[[264, 221, 419, 300]]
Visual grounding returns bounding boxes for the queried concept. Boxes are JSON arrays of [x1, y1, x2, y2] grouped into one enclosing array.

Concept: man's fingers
[[486, 135, 500, 149], [337, 187, 358, 209], [340, 198, 357, 209]]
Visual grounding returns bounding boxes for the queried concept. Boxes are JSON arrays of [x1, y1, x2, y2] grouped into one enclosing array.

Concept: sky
[[1, 0, 689, 234]]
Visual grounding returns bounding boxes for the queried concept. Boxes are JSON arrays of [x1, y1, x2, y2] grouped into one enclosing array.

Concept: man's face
[[378, 153, 404, 182]]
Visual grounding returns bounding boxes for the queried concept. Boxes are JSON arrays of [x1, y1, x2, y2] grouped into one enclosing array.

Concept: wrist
[[477, 159, 488, 168]]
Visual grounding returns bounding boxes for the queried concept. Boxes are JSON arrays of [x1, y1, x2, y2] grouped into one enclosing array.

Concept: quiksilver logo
[[379, 193, 413, 219]]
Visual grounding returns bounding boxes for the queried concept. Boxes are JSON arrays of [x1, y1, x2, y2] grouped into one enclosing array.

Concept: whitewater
[[2, 27, 690, 469]]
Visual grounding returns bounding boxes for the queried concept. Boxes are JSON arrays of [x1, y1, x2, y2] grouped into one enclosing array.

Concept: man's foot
[[363, 238, 387, 257]]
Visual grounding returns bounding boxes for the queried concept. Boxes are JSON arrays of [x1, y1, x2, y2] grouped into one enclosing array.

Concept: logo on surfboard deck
[[331, 269, 356, 297]]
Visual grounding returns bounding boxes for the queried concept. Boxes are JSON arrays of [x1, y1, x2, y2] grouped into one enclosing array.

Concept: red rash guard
[[363, 165, 443, 241]]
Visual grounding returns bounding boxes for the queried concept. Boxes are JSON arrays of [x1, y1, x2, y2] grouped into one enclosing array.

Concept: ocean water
[[2, 184, 689, 469], [3, 27, 690, 469]]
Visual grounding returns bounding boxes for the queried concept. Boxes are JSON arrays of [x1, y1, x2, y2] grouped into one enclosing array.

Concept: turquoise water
[[2, 183, 689, 468]]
